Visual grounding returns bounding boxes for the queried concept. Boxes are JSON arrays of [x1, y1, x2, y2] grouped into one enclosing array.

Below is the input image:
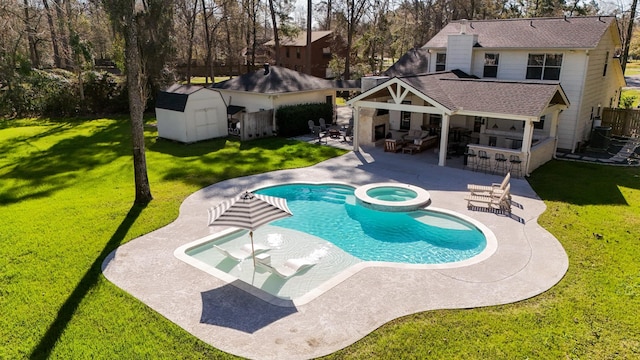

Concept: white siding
[[446, 34, 477, 74], [156, 88, 227, 143], [156, 109, 188, 142], [467, 48, 612, 151]]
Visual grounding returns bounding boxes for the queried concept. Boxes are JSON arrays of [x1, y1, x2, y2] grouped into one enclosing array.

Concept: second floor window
[[436, 53, 446, 71], [526, 53, 563, 80], [483, 53, 499, 78], [296, 48, 301, 59], [603, 51, 609, 77], [286, 48, 290, 58]]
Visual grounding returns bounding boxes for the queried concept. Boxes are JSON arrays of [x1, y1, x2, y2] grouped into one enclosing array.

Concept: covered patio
[[347, 71, 570, 176]]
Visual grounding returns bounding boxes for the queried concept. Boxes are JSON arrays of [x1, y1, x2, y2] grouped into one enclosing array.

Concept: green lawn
[[2, 118, 639, 358], [625, 61, 640, 76]]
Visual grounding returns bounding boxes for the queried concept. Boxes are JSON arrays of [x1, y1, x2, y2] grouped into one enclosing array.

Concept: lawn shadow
[[29, 203, 146, 360], [1, 120, 132, 206], [528, 160, 640, 206], [199, 282, 297, 334]]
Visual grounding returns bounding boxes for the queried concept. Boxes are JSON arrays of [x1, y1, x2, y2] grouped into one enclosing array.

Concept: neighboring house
[[265, 31, 347, 79], [209, 64, 356, 138], [422, 16, 626, 152], [155, 84, 228, 143], [348, 16, 625, 174]]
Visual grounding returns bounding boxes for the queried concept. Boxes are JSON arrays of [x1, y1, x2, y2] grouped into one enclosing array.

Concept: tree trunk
[[201, 0, 212, 84], [125, 10, 153, 204], [306, 0, 311, 75], [251, 0, 257, 70], [42, 0, 62, 68], [325, 0, 331, 30], [186, 0, 198, 84], [622, 0, 639, 73], [23, 0, 40, 67], [53, 0, 69, 68], [268, 0, 279, 65]]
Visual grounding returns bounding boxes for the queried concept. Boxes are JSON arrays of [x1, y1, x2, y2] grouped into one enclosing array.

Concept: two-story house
[[265, 31, 347, 79], [348, 16, 625, 174], [422, 16, 625, 153]]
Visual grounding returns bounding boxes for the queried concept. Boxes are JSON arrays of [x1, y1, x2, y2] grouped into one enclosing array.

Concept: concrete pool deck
[[102, 147, 569, 360]]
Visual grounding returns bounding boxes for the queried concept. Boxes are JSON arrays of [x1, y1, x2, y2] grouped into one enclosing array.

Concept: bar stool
[[464, 148, 477, 171], [494, 153, 507, 175], [509, 154, 523, 178], [477, 150, 491, 173]]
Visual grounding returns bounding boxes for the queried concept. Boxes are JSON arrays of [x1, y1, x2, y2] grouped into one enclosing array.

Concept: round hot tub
[[354, 183, 431, 212]]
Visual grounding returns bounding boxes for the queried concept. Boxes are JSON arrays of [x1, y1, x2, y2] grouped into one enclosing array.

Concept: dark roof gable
[[156, 84, 206, 112], [424, 16, 618, 49], [209, 65, 337, 93]]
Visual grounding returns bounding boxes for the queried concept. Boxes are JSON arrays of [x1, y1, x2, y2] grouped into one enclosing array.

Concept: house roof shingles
[[264, 31, 333, 47], [209, 65, 341, 94], [423, 16, 617, 49], [383, 48, 430, 77], [156, 84, 207, 112], [363, 72, 567, 118]]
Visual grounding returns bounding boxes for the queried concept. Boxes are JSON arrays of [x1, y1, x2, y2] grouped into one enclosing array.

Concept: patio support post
[[353, 106, 360, 151], [521, 119, 534, 175], [438, 114, 450, 166]]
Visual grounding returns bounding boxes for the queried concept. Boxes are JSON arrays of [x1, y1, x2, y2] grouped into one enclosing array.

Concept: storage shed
[[155, 84, 227, 143]]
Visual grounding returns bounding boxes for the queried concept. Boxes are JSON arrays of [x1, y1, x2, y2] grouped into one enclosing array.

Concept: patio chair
[[308, 120, 315, 133], [509, 155, 523, 178], [465, 183, 511, 213], [342, 125, 353, 142], [467, 172, 510, 196], [256, 257, 317, 279], [213, 243, 270, 261], [313, 126, 327, 144], [384, 139, 402, 152], [319, 118, 329, 131]]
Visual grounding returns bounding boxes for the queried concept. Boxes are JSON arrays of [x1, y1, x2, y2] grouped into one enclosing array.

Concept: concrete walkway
[[102, 146, 568, 360]]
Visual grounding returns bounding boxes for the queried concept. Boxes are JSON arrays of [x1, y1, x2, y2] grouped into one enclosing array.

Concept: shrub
[[275, 103, 334, 137], [620, 93, 637, 109], [83, 71, 128, 114]]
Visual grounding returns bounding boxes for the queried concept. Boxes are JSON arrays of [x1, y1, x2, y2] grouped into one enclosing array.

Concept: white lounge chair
[[467, 172, 510, 195], [256, 257, 317, 279], [465, 183, 511, 213], [213, 243, 269, 261]]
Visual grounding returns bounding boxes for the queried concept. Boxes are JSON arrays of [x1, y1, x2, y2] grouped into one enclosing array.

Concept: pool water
[[255, 184, 486, 264], [366, 186, 418, 201]]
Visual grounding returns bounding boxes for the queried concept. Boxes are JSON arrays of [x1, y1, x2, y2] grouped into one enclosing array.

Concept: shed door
[[194, 108, 219, 141]]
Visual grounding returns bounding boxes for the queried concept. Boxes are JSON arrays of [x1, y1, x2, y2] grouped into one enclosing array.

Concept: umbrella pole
[[250, 230, 256, 267]]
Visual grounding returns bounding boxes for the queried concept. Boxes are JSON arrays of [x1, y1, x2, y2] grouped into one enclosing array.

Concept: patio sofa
[[401, 129, 430, 142], [402, 135, 439, 154]]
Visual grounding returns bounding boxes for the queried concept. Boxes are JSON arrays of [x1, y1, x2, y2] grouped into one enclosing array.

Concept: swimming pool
[[176, 183, 495, 304], [255, 184, 485, 264]]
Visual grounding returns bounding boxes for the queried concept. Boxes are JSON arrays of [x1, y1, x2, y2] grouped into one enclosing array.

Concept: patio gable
[[349, 71, 569, 120]]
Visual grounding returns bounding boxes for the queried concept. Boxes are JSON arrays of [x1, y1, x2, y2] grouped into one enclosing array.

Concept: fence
[[601, 108, 640, 137]]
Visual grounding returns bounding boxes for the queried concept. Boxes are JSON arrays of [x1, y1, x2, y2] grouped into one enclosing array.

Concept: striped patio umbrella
[[207, 191, 292, 266]]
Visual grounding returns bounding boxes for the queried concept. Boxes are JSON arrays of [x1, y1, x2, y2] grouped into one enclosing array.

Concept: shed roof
[[209, 65, 339, 94], [423, 16, 618, 49], [264, 31, 333, 47], [156, 84, 210, 112]]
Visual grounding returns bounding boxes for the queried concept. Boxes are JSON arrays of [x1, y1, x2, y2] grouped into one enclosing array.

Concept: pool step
[[315, 187, 355, 205]]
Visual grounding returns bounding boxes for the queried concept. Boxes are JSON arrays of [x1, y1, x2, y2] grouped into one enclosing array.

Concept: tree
[[103, 0, 152, 204], [622, 0, 639, 73], [342, 0, 370, 79], [42, 0, 62, 68]]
